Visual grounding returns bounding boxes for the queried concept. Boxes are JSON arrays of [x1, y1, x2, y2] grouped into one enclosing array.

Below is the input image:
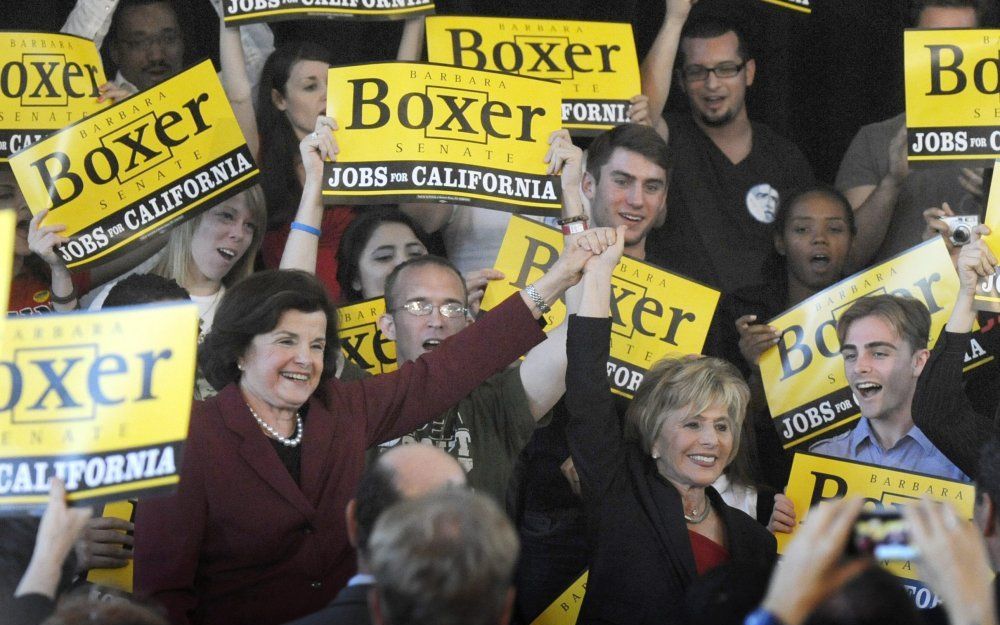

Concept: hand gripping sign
[[324, 62, 563, 215], [780, 452, 974, 610], [0, 302, 199, 513], [9, 60, 259, 271], [905, 29, 1000, 166], [481, 216, 720, 398], [0, 32, 108, 161], [759, 238, 962, 450], [337, 297, 397, 375], [222, 0, 434, 24], [426, 16, 640, 136]]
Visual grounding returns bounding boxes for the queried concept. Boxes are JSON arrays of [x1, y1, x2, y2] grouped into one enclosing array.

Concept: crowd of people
[[3, 0, 1000, 625]]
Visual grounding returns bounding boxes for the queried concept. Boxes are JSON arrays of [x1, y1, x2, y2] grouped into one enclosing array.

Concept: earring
[[651, 452, 660, 460], [237, 362, 244, 371]]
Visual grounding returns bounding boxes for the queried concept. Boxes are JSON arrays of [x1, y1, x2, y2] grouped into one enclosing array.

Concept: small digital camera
[[848, 509, 916, 561], [941, 215, 979, 246]]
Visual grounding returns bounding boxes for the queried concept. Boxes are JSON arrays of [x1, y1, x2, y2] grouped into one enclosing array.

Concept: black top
[[565, 315, 776, 625], [912, 329, 1000, 480], [282, 582, 373, 625], [647, 113, 814, 294]]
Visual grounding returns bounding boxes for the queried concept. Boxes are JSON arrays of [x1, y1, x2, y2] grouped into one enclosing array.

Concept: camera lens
[[954, 227, 971, 244]]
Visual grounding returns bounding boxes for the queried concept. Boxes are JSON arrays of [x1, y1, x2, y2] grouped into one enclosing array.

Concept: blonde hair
[[626, 356, 749, 464], [152, 185, 266, 288]]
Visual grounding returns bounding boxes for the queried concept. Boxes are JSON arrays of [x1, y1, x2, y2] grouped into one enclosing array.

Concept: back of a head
[[977, 436, 1000, 517], [41, 595, 169, 625], [803, 565, 920, 625], [368, 490, 518, 625], [102, 273, 190, 309]]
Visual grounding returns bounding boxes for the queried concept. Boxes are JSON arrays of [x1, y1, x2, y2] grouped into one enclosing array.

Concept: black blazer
[[282, 583, 372, 625], [565, 316, 777, 625]]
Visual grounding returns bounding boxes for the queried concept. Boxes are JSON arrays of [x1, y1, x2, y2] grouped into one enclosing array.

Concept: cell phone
[[848, 509, 917, 561]]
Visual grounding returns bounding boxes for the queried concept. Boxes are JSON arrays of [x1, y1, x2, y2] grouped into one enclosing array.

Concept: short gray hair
[[368, 490, 518, 625]]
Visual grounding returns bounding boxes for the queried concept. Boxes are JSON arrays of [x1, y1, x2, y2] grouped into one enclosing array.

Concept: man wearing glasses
[[642, 14, 814, 294], [371, 254, 575, 504], [108, 0, 185, 91]]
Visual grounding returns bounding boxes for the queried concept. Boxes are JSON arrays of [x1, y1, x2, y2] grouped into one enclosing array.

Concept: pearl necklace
[[246, 403, 303, 447], [684, 503, 711, 524]]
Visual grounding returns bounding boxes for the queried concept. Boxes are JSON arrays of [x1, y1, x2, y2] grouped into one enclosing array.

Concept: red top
[[688, 529, 730, 575], [261, 206, 356, 302], [8, 270, 91, 316]]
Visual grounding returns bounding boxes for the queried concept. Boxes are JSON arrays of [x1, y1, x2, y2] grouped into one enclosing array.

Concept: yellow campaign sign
[[324, 62, 562, 215], [0, 302, 199, 512], [85, 498, 135, 592], [974, 163, 1000, 312], [760, 238, 960, 450], [481, 215, 720, 397], [426, 17, 640, 136], [780, 452, 973, 609], [9, 60, 259, 271], [531, 571, 588, 625], [1, 210, 13, 315], [759, 0, 811, 13], [904, 29, 1000, 166], [0, 32, 108, 161], [337, 297, 397, 375], [222, 0, 434, 23]]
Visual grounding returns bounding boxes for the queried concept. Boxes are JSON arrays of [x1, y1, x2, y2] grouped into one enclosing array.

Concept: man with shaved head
[[282, 445, 466, 625]]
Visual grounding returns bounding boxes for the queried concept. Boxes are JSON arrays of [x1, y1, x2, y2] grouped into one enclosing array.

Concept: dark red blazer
[[134, 294, 545, 625]]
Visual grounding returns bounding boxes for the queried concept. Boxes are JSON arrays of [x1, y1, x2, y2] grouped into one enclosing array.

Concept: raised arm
[[640, 0, 696, 139], [564, 225, 627, 498], [279, 116, 338, 273], [61, 0, 121, 48], [396, 16, 425, 62], [27, 210, 77, 312], [912, 231, 999, 478], [218, 12, 260, 158]]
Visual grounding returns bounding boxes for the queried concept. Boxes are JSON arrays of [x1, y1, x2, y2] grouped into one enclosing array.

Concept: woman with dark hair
[[335, 207, 430, 302], [704, 185, 857, 494], [564, 226, 776, 625], [134, 233, 596, 625]]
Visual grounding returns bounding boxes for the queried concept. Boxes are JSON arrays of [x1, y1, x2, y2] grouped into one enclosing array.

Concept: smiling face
[[379, 263, 470, 365], [841, 315, 928, 424], [355, 222, 428, 299], [680, 31, 755, 129], [776, 192, 853, 291], [188, 197, 258, 288], [584, 147, 668, 257], [110, 1, 184, 91], [272, 58, 330, 140], [652, 402, 734, 490], [239, 309, 327, 414]]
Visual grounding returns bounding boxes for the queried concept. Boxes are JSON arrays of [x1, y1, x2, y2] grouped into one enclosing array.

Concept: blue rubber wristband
[[290, 221, 321, 237]]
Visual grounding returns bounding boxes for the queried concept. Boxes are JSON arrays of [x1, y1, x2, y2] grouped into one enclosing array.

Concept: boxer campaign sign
[[337, 297, 397, 375], [0, 32, 107, 161], [222, 0, 434, 24], [9, 60, 258, 271], [324, 62, 562, 214], [426, 17, 640, 136]]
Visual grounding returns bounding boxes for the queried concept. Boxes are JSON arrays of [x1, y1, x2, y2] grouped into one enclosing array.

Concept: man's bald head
[[351, 445, 466, 564]]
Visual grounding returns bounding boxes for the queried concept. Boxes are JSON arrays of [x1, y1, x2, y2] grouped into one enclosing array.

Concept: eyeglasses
[[119, 30, 182, 53], [394, 300, 469, 318], [681, 61, 747, 82]]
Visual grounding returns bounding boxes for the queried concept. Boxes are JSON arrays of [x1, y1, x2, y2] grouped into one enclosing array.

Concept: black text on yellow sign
[[8, 60, 259, 271], [905, 29, 1000, 166], [426, 17, 640, 136], [0, 303, 199, 513], [0, 32, 108, 160], [324, 62, 562, 215], [759, 239, 961, 450], [758, 0, 811, 14], [481, 216, 720, 398], [975, 165, 1000, 312], [337, 297, 397, 375], [780, 452, 973, 609], [222, 0, 434, 24]]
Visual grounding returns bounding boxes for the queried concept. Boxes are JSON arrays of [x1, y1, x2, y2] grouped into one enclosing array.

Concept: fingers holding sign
[[736, 314, 780, 368], [300, 116, 339, 186]]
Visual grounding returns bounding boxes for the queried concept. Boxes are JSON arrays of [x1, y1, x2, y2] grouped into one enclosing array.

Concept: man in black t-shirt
[[643, 16, 814, 293]]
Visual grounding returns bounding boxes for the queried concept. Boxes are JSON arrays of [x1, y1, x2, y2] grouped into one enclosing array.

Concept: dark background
[[6, 0, 995, 183]]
